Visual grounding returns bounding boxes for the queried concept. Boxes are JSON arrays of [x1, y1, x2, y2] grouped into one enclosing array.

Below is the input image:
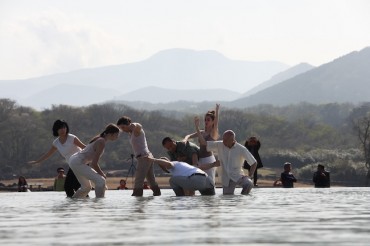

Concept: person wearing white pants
[[69, 124, 120, 198]]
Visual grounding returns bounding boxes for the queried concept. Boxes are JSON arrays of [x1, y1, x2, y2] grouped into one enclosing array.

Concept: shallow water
[[0, 187, 369, 245]]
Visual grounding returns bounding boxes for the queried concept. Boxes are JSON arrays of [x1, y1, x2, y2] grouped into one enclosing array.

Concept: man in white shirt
[[196, 123, 257, 195]]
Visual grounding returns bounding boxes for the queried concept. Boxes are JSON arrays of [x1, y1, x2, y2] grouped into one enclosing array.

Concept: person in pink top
[[117, 116, 161, 197]]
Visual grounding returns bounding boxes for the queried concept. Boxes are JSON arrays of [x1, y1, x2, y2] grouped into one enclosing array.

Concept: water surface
[[0, 188, 369, 245]]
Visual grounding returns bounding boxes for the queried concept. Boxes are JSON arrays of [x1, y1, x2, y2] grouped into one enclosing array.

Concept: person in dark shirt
[[274, 162, 297, 188], [313, 164, 330, 188], [244, 136, 263, 186], [162, 137, 200, 166]]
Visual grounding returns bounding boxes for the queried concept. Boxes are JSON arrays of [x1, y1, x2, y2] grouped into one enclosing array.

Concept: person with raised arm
[[183, 104, 220, 185]]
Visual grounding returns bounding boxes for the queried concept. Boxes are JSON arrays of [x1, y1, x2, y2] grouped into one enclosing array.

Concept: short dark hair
[[162, 137, 173, 146], [52, 120, 69, 137], [116, 116, 131, 126], [57, 167, 65, 172]]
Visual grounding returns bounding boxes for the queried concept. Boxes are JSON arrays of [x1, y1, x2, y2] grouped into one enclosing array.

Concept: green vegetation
[[1, 98, 369, 186]]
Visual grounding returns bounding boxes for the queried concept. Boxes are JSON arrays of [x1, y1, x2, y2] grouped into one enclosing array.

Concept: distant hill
[[20, 84, 121, 109], [241, 63, 314, 97], [227, 46, 370, 107], [0, 48, 288, 109], [117, 86, 241, 103]]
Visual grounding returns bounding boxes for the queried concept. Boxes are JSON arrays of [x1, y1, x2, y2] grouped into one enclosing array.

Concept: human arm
[[28, 146, 58, 164], [211, 103, 220, 140], [248, 162, 257, 179], [151, 158, 174, 171], [90, 139, 106, 178], [198, 160, 221, 171], [74, 136, 86, 149], [243, 147, 257, 179], [195, 116, 207, 146], [183, 132, 198, 143]]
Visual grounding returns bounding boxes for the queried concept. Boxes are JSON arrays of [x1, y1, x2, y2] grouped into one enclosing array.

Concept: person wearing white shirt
[[152, 157, 219, 196], [195, 121, 257, 195]]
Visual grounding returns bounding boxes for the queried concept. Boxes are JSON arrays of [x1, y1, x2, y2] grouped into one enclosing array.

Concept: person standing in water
[[68, 124, 120, 198], [28, 119, 86, 197], [184, 104, 220, 185], [117, 116, 161, 197]]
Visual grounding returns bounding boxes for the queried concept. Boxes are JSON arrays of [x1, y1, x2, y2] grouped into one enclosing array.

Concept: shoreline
[[0, 176, 313, 192]]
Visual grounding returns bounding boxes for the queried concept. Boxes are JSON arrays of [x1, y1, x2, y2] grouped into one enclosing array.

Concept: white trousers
[[198, 155, 217, 185], [69, 156, 106, 198]]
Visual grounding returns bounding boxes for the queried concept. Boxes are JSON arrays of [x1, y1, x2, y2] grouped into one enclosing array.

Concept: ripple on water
[[0, 187, 369, 245]]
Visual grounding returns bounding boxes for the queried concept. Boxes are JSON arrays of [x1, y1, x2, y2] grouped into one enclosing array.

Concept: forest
[[1, 98, 369, 186]]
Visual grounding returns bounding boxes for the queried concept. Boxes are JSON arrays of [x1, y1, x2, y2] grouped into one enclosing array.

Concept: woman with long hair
[[68, 124, 120, 198], [184, 104, 220, 185]]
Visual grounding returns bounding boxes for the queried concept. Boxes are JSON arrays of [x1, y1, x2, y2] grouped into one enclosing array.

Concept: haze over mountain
[[227, 46, 370, 108], [0, 48, 288, 109], [116, 86, 241, 103], [241, 63, 314, 97]]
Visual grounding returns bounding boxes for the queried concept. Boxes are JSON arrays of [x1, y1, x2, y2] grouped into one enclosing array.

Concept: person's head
[[119, 179, 126, 185], [116, 116, 132, 133], [162, 137, 177, 153], [18, 176, 27, 185], [57, 167, 65, 174], [204, 110, 216, 129], [90, 123, 120, 143], [317, 164, 325, 171], [222, 130, 236, 148], [284, 162, 292, 172], [248, 136, 258, 144], [52, 119, 69, 137]]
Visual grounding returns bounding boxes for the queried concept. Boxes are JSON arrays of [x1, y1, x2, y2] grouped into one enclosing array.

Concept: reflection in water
[[0, 188, 369, 245]]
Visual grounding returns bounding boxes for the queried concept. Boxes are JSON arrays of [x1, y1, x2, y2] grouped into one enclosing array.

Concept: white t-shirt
[[207, 141, 256, 186], [170, 161, 206, 177], [52, 133, 82, 162]]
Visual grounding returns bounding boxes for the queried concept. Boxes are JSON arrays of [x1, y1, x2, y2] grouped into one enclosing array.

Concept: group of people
[[273, 162, 330, 188], [28, 104, 266, 198], [26, 102, 332, 197]]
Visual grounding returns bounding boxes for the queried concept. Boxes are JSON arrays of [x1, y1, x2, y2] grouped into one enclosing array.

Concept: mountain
[[0, 48, 289, 109], [20, 84, 122, 109], [241, 63, 314, 97], [117, 86, 241, 103], [227, 46, 370, 108]]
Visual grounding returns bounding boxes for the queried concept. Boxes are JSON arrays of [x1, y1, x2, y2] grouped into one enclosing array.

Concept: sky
[[1, 0, 370, 80]]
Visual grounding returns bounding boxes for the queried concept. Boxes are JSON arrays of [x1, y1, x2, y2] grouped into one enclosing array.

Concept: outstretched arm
[[183, 132, 198, 142], [74, 137, 86, 149], [198, 160, 221, 171], [28, 146, 57, 165], [151, 157, 174, 171]]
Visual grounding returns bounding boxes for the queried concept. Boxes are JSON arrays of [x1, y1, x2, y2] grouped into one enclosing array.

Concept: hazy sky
[[1, 0, 370, 80]]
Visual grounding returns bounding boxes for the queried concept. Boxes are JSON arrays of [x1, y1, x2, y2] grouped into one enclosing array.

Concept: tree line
[[1, 98, 369, 186]]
